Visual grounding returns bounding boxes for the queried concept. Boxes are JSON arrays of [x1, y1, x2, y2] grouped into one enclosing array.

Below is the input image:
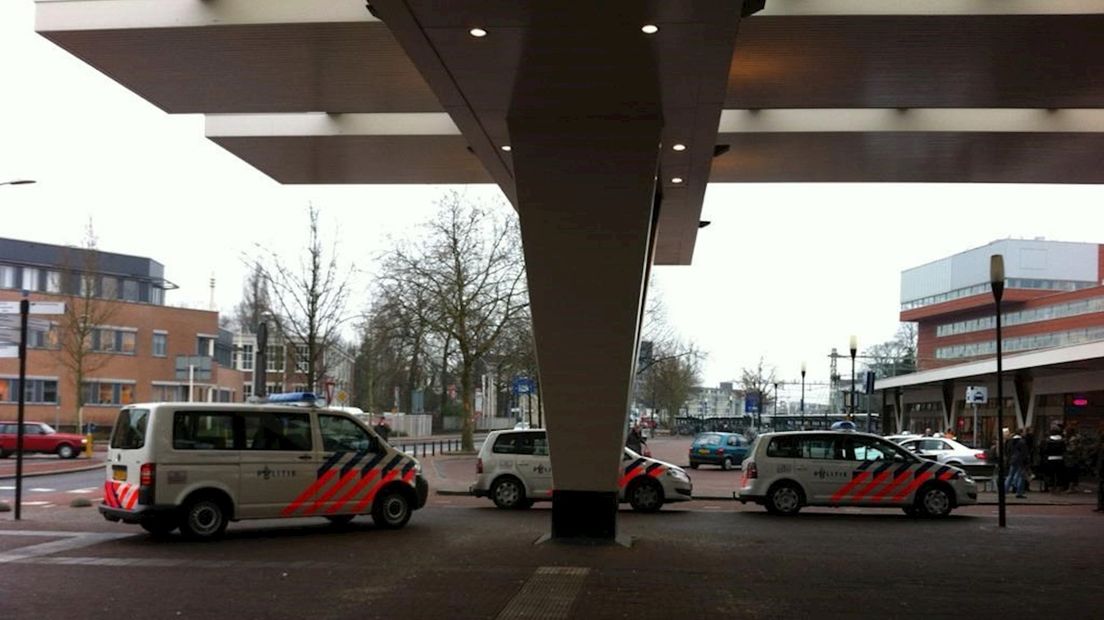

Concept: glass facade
[[937, 295, 1104, 337], [902, 279, 1095, 311], [935, 326, 1104, 360]]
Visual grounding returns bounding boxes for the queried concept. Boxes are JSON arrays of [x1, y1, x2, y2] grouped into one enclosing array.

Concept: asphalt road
[[2, 494, 1102, 619]]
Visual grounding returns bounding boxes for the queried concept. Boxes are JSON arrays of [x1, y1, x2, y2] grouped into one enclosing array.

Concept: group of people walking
[[1001, 424, 1104, 512]]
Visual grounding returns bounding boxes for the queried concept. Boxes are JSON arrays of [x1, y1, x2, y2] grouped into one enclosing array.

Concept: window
[[727, 435, 744, 447], [0, 265, 15, 288], [196, 336, 214, 357], [151, 384, 187, 402], [45, 271, 61, 293], [238, 344, 254, 371], [766, 436, 799, 458], [492, 432, 547, 455], [121, 279, 139, 301], [243, 384, 253, 400], [110, 409, 149, 449], [243, 411, 313, 451], [21, 268, 39, 291], [101, 277, 118, 299], [92, 328, 137, 354], [28, 325, 58, 350], [152, 332, 167, 357], [319, 414, 375, 452], [173, 411, 236, 450], [0, 378, 60, 404], [797, 437, 836, 459], [295, 344, 310, 373], [83, 381, 136, 406], [267, 345, 285, 372]]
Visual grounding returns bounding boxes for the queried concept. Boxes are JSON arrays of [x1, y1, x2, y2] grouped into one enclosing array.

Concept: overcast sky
[[2, 3, 1101, 404]]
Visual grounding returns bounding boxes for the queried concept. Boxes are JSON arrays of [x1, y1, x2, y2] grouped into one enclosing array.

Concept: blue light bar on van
[[265, 392, 319, 404]]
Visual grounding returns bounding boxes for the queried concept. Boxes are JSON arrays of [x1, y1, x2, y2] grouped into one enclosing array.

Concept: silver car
[[897, 437, 991, 477]]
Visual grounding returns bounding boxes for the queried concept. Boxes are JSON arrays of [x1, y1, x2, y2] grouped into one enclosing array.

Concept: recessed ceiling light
[[469, 28, 488, 38], [671, 177, 684, 184], [500, 145, 512, 152], [641, 24, 659, 34], [672, 143, 686, 152]]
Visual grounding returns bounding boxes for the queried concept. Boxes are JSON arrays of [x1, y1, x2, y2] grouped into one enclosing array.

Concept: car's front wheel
[[56, 444, 77, 459], [627, 478, 664, 512], [916, 484, 953, 518], [765, 482, 803, 516], [372, 490, 411, 529], [689, 462, 699, 469]]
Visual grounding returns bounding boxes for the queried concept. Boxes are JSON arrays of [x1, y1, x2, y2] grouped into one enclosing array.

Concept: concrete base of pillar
[[544, 490, 628, 546]]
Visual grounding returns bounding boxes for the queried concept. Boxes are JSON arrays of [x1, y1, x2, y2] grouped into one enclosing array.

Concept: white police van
[[471, 429, 693, 512], [737, 430, 977, 517], [100, 394, 427, 539]]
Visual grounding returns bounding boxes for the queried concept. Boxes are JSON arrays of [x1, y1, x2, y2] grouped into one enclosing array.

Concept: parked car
[[0, 421, 87, 459], [896, 436, 990, 477], [688, 432, 750, 470], [737, 431, 977, 517], [471, 429, 692, 512]]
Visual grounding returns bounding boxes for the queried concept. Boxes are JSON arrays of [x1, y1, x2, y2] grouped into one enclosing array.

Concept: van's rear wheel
[[372, 489, 411, 529], [492, 477, 527, 510], [765, 482, 803, 516], [722, 457, 734, 471], [179, 496, 229, 541]]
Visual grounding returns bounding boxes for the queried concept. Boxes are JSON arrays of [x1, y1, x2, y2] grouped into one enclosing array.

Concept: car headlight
[[80, 438, 88, 444], [414, 460, 423, 474], [666, 468, 689, 481]]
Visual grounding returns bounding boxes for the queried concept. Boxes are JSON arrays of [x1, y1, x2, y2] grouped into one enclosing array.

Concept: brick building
[[901, 239, 1104, 370], [0, 237, 243, 430]]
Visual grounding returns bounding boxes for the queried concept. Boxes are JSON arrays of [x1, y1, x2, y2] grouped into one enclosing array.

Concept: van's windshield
[[110, 408, 150, 449]]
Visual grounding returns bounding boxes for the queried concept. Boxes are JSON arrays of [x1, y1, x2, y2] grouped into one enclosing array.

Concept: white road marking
[[702, 505, 722, 510], [22, 501, 50, 506], [0, 531, 134, 564], [0, 486, 14, 491], [30, 488, 56, 492], [67, 488, 97, 494]]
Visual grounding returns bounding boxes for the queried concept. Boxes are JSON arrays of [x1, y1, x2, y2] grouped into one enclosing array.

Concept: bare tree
[[740, 357, 778, 429], [232, 261, 271, 334], [643, 339, 701, 427], [259, 206, 352, 394], [53, 221, 117, 431], [863, 323, 918, 378], [378, 192, 528, 451]]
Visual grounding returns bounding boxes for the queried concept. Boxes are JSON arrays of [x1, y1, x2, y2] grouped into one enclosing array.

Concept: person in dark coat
[[1006, 432, 1030, 498], [626, 426, 644, 454], [1041, 428, 1067, 492]]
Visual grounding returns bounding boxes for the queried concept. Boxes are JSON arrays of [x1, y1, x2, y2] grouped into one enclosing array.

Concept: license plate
[[698, 449, 710, 455], [112, 467, 127, 481]]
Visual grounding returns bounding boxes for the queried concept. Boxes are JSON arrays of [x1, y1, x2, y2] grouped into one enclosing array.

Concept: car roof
[[758, 430, 887, 440]]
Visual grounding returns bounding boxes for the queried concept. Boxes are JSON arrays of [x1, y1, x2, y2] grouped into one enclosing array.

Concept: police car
[[736, 430, 977, 517], [99, 394, 428, 539], [471, 429, 693, 512]]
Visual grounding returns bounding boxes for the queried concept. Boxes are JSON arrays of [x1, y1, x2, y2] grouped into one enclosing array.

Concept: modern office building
[[901, 239, 1104, 370], [0, 237, 244, 429]]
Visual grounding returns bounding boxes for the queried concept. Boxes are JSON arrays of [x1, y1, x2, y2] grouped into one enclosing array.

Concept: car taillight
[[975, 452, 988, 461], [715, 448, 725, 455], [476, 458, 483, 474], [746, 462, 758, 479], [140, 463, 155, 487]]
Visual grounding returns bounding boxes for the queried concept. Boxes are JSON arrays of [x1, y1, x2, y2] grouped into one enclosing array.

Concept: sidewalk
[[0, 448, 106, 480]]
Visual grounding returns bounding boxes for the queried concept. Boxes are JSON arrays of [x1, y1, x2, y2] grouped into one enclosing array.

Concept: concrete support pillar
[[507, 9, 661, 541], [893, 389, 905, 432], [940, 381, 956, 432], [1013, 373, 1034, 430]]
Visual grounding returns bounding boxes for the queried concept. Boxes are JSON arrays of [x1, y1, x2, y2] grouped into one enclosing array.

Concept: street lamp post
[[849, 335, 858, 417], [991, 254, 1007, 528], [772, 381, 779, 429], [800, 362, 806, 429]]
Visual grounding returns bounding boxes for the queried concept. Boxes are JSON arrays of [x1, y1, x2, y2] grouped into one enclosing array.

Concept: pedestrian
[[1065, 426, 1083, 493], [1041, 426, 1067, 492], [1006, 431, 1029, 498], [374, 417, 392, 442], [626, 425, 644, 454]]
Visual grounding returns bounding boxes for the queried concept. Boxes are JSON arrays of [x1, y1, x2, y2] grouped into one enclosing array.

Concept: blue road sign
[[745, 394, 760, 414], [512, 377, 536, 396]]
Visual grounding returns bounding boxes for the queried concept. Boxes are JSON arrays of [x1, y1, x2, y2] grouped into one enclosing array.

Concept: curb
[[0, 461, 104, 481]]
